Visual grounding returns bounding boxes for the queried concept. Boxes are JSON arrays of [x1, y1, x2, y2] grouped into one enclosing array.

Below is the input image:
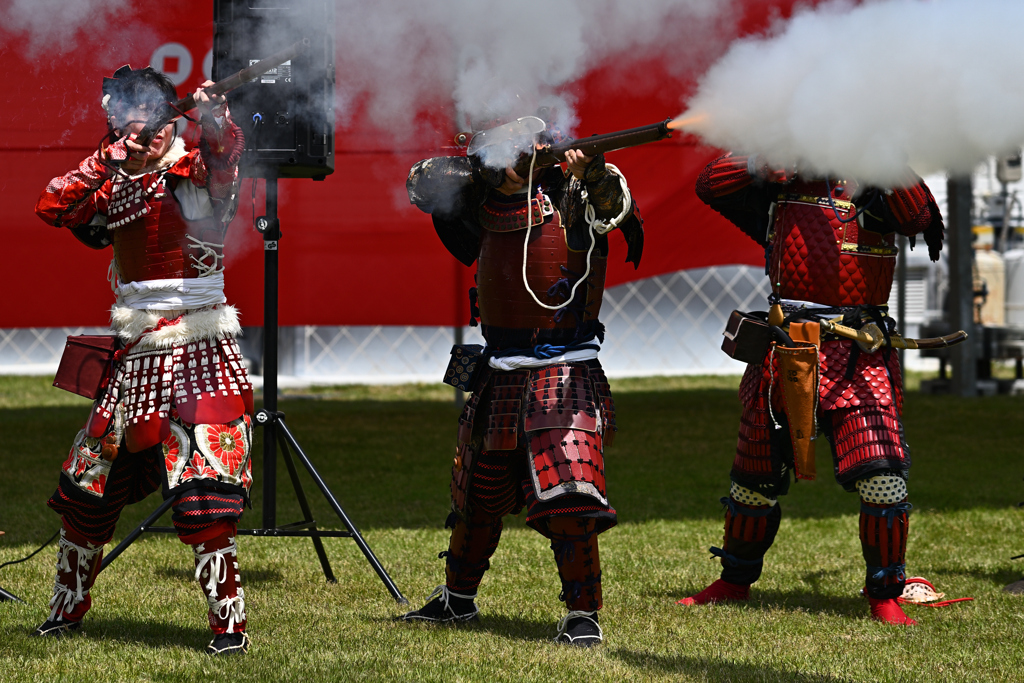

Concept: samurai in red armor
[[400, 116, 644, 646], [679, 153, 944, 624], [32, 66, 252, 654]]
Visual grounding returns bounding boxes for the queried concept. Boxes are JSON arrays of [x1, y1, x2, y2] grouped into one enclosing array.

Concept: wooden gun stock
[[134, 39, 310, 147]]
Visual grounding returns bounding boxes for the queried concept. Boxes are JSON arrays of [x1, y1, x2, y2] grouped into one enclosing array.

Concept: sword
[[818, 320, 968, 353]]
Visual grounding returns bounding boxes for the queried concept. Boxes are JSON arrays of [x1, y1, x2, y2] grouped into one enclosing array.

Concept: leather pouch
[[443, 344, 484, 391], [53, 335, 119, 399], [721, 310, 771, 364]]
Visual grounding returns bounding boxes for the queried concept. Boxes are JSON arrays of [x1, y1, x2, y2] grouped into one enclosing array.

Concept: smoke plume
[[0, 0, 155, 61], [680, 0, 1024, 187], [333, 0, 734, 148]]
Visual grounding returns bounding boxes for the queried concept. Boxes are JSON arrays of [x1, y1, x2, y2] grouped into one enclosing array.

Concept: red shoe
[[869, 597, 917, 625], [677, 579, 750, 606]]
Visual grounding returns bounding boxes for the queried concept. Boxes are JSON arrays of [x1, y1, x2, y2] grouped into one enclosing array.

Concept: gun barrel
[[135, 39, 310, 147], [546, 119, 674, 162], [507, 118, 673, 182]]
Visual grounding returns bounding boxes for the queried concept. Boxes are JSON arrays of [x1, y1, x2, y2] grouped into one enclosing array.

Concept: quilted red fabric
[[769, 180, 897, 307]]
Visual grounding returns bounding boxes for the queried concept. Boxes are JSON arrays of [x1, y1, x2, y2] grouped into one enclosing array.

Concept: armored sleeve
[[581, 153, 624, 219], [35, 150, 113, 230], [407, 156, 486, 266], [194, 109, 244, 200], [859, 175, 945, 261], [695, 153, 774, 246]]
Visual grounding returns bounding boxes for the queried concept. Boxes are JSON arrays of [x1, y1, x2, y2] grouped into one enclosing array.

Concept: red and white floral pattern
[[61, 429, 113, 498]]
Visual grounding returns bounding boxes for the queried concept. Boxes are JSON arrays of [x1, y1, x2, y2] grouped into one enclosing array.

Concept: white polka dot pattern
[[856, 474, 907, 504], [730, 483, 777, 507]]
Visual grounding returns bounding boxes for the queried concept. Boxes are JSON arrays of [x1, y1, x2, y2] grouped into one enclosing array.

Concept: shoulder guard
[[408, 156, 487, 266]]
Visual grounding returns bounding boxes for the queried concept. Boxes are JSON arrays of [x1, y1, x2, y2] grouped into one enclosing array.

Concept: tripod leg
[[99, 496, 177, 572], [277, 419, 407, 604], [276, 431, 337, 583], [0, 585, 25, 603]]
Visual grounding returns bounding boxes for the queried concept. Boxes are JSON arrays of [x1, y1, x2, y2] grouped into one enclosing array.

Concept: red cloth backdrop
[[2, 1, 805, 328]]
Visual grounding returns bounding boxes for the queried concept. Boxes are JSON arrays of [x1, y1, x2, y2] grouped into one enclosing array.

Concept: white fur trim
[[110, 304, 241, 349]]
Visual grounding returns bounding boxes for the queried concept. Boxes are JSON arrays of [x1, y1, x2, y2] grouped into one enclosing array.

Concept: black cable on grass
[[0, 529, 60, 571]]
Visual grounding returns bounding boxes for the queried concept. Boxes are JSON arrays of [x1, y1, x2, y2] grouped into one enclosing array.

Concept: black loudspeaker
[[213, 0, 335, 179]]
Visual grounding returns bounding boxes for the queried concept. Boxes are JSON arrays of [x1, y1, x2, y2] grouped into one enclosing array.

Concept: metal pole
[[262, 172, 280, 529], [947, 176, 977, 397], [897, 234, 907, 369], [278, 419, 407, 604], [100, 496, 177, 571]]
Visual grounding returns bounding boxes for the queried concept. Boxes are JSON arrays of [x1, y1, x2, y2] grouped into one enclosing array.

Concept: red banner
[[2, 1, 805, 328]]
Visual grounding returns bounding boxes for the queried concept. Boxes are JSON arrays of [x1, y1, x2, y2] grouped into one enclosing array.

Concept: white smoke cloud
[[0, 0, 156, 61], [680, 0, 1024, 187], [334, 0, 734, 144]]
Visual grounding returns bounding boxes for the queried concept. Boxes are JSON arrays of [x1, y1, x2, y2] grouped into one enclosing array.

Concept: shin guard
[[47, 523, 104, 624], [547, 517, 602, 612], [715, 495, 781, 586], [860, 499, 911, 600], [442, 511, 503, 595], [190, 521, 246, 634]]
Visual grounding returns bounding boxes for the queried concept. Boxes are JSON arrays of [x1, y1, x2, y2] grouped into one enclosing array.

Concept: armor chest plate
[[476, 194, 606, 330], [769, 179, 896, 306], [112, 175, 222, 284]]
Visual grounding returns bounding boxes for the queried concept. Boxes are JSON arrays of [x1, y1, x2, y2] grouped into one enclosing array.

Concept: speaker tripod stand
[[100, 173, 406, 604]]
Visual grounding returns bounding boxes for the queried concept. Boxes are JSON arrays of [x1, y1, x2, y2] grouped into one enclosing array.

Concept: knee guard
[[857, 474, 911, 599], [714, 484, 781, 586], [548, 517, 602, 612], [442, 510, 503, 595]]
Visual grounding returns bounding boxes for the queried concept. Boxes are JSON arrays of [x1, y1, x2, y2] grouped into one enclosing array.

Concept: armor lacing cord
[[423, 585, 476, 611], [49, 531, 102, 621], [186, 235, 226, 278], [107, 258, 124, 293], [554, 610, 601, 643], [521, 147, 598, 313], [194, 538, 246, 633], [194, 539, 235, 601], [861, 502, 913, 529], [208, 591, 247, 634], [709, 546, 763, 568], [720, 496, 776, 519], [868, 562, 907, 584]]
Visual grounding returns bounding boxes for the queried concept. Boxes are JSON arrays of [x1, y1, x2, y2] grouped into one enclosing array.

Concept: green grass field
[[1, 374, 1023, 682]]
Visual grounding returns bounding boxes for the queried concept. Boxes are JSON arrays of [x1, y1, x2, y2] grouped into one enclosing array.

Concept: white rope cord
[[554, 609, 602, 643], [521, 147, 597, 312], [767, 344, 782, 430], [194, 540, 235, 600], [186, 235, 226, 278], [208, 590, 247, 634], [582, 164, 632, 235], [49, 531, 102, 621], [107, 258, 121, 292], [194, 539, 246, 632]]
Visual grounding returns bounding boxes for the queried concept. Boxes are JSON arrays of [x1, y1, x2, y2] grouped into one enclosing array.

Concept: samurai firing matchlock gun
[[127, 39, 311, 151], [466, 115, 688, 188]]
